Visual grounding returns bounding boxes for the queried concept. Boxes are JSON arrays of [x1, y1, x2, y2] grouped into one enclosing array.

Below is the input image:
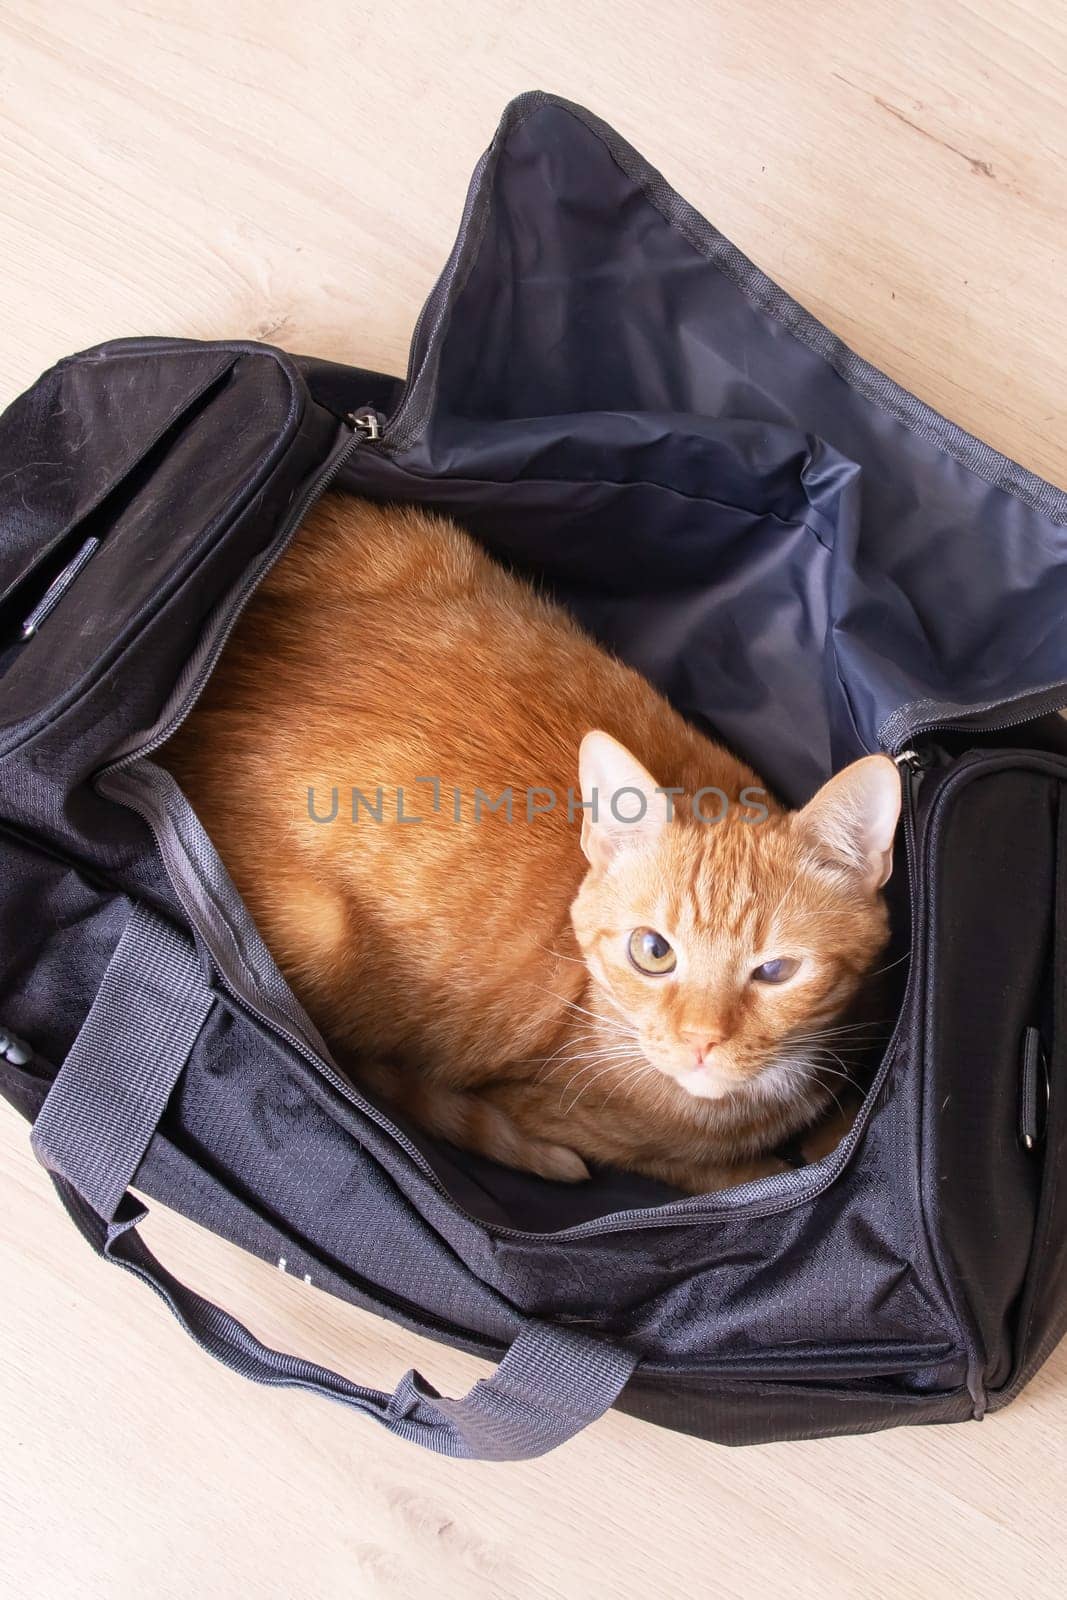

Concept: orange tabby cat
[[164, 495, 901, 1194]]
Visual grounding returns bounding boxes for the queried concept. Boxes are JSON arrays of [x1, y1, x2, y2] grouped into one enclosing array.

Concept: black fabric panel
[[148, 982, 962, 1380], [613, 1371, 974, 1446], [924, 766, 1055, 1390], [0, 826, 132, 1071], [990, 782, 1067, 1407], [0, 346, 236, 615]]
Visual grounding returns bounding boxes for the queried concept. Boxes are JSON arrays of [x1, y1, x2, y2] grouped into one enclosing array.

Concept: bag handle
[[31, 905, 637, 1460]]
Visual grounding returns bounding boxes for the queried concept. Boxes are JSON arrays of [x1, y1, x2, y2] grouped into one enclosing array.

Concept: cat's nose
[[682, 1030, 724, 1065]]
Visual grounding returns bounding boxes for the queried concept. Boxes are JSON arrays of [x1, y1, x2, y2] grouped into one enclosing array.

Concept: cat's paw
[[531, 1142, 591, 1183]]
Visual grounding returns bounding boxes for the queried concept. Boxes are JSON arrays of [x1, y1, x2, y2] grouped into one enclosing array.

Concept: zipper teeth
[[892, 688, 1067, 754]]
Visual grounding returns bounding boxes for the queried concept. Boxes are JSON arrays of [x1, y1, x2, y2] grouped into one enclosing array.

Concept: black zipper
[[19, 537, 102, 640], [894, 748, 928, 898], [886, 686, 1067, 757]]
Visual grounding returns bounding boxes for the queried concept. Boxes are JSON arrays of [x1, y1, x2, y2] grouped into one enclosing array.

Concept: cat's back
[[163, 495, 762, 1068], [265, 494, 509, 608], [245, 495, 599, 727], [165, 495, 640, 1060], [210, 495, 661, 773], [170, 494, 750, 816]]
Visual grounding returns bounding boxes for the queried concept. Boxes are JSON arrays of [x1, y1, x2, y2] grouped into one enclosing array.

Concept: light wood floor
[[2, 3, 1066, 1596]]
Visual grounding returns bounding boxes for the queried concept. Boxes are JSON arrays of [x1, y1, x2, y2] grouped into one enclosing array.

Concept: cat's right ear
[[794, 754, 902, 892], [578, 731, 671, 870]]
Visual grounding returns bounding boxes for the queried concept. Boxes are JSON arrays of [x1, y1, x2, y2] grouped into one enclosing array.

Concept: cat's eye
[[751, 957, 801, 984], [628, 927, 677, 975]]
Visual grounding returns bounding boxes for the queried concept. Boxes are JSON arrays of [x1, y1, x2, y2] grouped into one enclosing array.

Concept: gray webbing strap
[[32, 904, 638, 1459], [32, 904, 212, 1219]]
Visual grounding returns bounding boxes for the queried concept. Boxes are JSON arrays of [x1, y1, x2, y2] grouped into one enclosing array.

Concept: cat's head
[[568, 732, 900, 1104]]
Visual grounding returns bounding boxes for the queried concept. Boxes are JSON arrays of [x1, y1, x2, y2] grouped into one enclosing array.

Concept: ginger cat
[[164, 495, 901, 1195]]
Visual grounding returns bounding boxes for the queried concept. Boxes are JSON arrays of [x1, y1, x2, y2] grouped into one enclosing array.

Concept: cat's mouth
[[667, 1050, 818, 1105], [634, 1024, 822, 1105], [672, 1061, 735, 1102], [636, 1035, 744, 1100], [659, 1056, 751, 1107]]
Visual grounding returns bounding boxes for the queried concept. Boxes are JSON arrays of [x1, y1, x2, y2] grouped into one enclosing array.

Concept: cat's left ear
[[794, 755, 902, 891]]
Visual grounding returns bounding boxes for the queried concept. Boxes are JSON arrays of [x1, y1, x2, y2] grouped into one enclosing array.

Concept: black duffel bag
[[2, 92, 1066, 1460]]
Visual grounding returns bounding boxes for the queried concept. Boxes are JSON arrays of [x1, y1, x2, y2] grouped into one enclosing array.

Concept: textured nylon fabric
[[31, 904, 213, 1220]]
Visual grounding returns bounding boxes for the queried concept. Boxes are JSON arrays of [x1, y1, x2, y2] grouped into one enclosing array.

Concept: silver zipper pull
[[344, 407, 382, 442]]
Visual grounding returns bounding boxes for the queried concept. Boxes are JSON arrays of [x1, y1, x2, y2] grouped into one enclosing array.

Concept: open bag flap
[[344, 91, 1067, 801]]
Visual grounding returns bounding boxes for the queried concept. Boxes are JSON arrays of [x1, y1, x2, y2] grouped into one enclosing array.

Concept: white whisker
[[601, 1061, 661, 1108], [789, 1018, 894, 1038], [866, 950, 912, 979], [560, 1056, 646, 1115], [524, 982, 640, 1038]]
